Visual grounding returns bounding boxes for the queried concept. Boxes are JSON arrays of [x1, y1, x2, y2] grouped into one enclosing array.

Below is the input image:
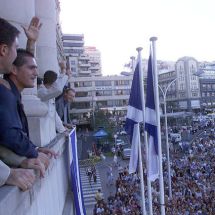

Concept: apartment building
[[63, 34, 102, 77], [198, 64, 215, 108], [69, 75, 133, 125], [158, 70, 178, 112], [84, 46, 102, 76], [158, 57, 202, 112], [175, 57, 200, 110], [63, 34, 85, 77]]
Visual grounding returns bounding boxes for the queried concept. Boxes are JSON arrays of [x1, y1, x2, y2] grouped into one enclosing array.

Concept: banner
[[69, 128, 86, 215]]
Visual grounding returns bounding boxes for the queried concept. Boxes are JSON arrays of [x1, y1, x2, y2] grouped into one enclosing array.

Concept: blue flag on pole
[[145, 54, 159, 181], [69, 128, 86, 215], [125, 62, 144, 174]]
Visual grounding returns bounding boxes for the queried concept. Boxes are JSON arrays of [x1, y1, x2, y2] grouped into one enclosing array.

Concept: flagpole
[[150, 37, 166, 215], [137, 47, 153, 215], [135, 47, 147, 215]]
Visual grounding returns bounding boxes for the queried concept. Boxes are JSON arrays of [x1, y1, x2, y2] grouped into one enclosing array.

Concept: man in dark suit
[[0, 17, 35, 191], [55, 88, 76, 128], [0, 17, 56, 181], [1, 49, 56, 167]]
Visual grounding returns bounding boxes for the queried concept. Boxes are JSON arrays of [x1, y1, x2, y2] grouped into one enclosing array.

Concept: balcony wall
[[0, 134, 74, 215]]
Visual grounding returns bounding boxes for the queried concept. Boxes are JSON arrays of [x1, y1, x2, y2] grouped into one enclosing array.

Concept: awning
[[93, 128, 108, 138]]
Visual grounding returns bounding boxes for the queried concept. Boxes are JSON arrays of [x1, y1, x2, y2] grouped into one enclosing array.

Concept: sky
[[60, 0, 215, 75]]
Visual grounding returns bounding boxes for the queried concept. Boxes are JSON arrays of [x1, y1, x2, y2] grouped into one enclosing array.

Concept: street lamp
[[92, 95, 97, 130], [158, 77, 177, 199]]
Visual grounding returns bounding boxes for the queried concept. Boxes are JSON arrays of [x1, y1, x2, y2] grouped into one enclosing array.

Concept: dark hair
[[64, 87, 75, 94], [43, 70, 57, 85], [56, 87, 75, 101], [0, 17, 20, 47], [13, 48, 34, 67]]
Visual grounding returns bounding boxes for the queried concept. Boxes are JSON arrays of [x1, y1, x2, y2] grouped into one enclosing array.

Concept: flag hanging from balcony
[[69, 128, 86, 215], [145, 54, 159, 181], [125, 61, 144, 174]]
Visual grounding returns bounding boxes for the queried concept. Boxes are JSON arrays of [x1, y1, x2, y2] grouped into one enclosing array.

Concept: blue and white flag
[[69, 128, 86, 215], [145, 54, 159, 181], [125, 62, 144, 174]]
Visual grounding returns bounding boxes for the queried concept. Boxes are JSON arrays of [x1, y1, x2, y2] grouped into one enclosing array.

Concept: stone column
[[35, 0, 59, 76]]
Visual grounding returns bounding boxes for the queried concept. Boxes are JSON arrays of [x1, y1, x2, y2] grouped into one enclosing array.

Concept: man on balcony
[[56, 87, 76, 129], [0, 17, 35, 191], [0, 17, 57, 189]]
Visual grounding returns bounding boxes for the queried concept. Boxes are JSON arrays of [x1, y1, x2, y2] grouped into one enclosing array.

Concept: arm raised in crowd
[[23, 16, 42, 55], [37, 61, 70, 102], [37, 74, 68, 101]]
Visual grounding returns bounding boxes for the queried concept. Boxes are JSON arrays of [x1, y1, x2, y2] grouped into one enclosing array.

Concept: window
[[179, 84, 184, 90], [95, 90, 112, 96], [202, 84, 207, 90], [179, 93, 185, 98], [107, 100, 128, 107], [74, 81, 92, 87], [73, 102, 91, 109], [95, 80, 111, 86], [75, 91, 91, 97], [96, 101, 107, 108], [114, 80, 130, 86], [70, 60, 76, 65], [115, 89, 130, 95]]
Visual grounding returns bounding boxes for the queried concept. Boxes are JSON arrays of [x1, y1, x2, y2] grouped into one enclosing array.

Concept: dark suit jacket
[[55, 96, 71, 124], [0, 78, 38, 158]]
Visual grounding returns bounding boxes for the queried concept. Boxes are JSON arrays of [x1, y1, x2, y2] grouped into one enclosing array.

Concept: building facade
[[63, 34, 102, 77], [198, 64, 215, 109], [69, 75, 133, 126], [84, 46, 102, 76], [175, 57, 200, 110], [158, 70, 178, 113]]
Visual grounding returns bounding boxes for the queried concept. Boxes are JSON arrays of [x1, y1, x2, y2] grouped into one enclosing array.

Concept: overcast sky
[[60, 0, 215, 75]]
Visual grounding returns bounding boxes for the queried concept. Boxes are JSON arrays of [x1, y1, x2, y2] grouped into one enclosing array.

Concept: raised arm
[[38, 61, 70, 101], [23, 16, 42, 55]]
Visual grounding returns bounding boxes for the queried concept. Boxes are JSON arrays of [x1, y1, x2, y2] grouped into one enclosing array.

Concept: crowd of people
[[91, 119, 215, 214], [153, 123, 215, 214], [93, 165, 142, 215], [0, 16, 75, 191]]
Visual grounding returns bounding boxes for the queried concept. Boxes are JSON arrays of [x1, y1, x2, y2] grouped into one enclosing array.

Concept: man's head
[[43, 70, 57, 86], [9, 49, 38, 91], [63, 88, 75, 103], [0, 18, 20, 73]]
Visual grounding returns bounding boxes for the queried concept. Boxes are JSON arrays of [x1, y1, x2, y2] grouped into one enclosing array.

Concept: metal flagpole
[[136, 47, 153, 215], [150, 37, 166, 215], [134, 48, 146, 215]]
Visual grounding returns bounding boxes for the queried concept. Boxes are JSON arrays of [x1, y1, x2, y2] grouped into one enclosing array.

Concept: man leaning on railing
[[0, 17, 35, 191], [0, 16, 57, 191]]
